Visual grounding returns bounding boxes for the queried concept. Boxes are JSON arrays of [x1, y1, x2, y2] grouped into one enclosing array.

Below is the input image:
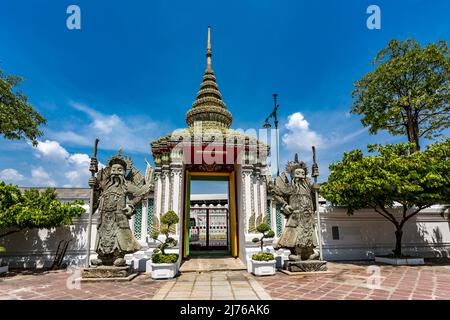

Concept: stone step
[[179, 257, 246, 272]]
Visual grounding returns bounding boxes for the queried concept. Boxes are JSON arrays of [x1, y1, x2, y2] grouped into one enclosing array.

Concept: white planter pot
[[251, 260, 276, 276], [375, 256, 425, 265], [151, 262, 178, 279], [0, 265, 8, 274]]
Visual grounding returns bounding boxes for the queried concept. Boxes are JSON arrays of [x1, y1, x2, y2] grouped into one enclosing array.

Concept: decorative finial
[[206, 26, 212, 71], [118, 148, 122, 157]]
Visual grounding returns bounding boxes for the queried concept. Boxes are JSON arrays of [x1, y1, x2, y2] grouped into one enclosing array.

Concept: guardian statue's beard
[[107, 174, 126, 188], [292, 177, 306, 192]]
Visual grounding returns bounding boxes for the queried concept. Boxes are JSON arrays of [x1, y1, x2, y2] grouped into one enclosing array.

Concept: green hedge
[[151, 253, 179, 264], [252, 253, 275, 261]]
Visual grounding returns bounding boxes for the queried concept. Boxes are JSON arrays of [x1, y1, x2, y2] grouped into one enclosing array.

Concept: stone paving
[[152, 271, 271, 300], [0, 268, 165, 300], [1, 261, 449, 300], [256, 261, 450, 300]]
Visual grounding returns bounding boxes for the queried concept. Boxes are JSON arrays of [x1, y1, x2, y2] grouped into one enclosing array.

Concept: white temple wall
[[319, 205, 450, 260], [1, 199, 449, 268], [0, 205, 94, 268]]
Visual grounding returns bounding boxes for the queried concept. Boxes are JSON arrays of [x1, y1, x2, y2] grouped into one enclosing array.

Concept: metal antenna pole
[[273, 93, 280, 177], [312, 146, 323, 260], [85, 138, 99, 268]]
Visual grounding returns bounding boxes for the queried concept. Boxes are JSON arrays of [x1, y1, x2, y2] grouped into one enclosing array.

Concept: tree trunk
[[406, 110, 420, 153], [393, 229, 403, 257]]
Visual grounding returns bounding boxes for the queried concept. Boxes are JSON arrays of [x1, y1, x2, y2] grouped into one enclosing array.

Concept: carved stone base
[[283, 260, 327, 272], [81, 266, 138, 282]]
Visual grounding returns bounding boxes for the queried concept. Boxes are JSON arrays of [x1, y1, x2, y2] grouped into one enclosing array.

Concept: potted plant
[[150, 210, 180, 279], [0, 246, 8, 274], [250, 223, 276, 276]]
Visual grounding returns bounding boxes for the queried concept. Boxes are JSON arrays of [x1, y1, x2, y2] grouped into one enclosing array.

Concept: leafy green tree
[[0, 182, 85, 238], [351, 38, 450, 153], [0, 69, 46, 146], [320, 139, 450, 257]]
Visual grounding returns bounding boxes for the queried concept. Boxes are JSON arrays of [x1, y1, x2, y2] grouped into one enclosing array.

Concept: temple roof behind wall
[[190, 193, 228, 206], [19, 187, 91, 202]]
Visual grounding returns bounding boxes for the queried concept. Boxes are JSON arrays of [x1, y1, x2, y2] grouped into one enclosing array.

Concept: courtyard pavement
[[256, 261, 450, 300], [0, 268, 165, 300], [0, 261, 449, 300]]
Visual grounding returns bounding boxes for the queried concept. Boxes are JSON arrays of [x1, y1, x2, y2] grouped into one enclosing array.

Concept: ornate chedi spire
[[185, 26, 233, 129]]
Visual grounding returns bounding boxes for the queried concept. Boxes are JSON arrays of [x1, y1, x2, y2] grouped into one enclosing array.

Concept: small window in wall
[[332, 226, 340, 240]]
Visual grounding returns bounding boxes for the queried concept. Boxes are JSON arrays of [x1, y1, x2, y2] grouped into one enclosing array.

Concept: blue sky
[[0, 0, 449, 190]]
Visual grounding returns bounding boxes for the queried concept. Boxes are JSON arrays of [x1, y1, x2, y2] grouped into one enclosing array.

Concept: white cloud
[[4, 140, 106, 188], [48, 101, 166, 153], [31, 167, 56, 186], [282, 112, 368, 152], [64, 153, 93, 187], [34, 140, 70, 160], [0, 169, 25, 182], [282, 112, 325, 151], [68, 153, 91, 166], [49, 131, 88, 146], [93, 114, 122, 134]]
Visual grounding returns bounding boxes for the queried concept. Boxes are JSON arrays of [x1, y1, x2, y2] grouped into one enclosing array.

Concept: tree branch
[[405, 204, 432, 222], [0, 228, 21, 238], [369, 203, 398, 226], [420, 121, 450, 137]]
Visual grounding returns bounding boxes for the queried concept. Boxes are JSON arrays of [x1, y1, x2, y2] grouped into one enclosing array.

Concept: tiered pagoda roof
[[151, 27, 269, 165], [185, 26, 233, 129]]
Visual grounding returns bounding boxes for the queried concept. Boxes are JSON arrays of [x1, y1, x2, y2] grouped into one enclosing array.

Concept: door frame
[[183, 170, 238, 258]]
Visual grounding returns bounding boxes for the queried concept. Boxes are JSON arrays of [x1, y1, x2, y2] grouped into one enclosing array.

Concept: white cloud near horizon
[[1, 140, 104, 188], [0, 169, 25, 182], [31, 166, 56, 187]]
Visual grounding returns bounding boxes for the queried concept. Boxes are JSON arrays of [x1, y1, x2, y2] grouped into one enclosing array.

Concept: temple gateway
[[149, 26, 273, 261]]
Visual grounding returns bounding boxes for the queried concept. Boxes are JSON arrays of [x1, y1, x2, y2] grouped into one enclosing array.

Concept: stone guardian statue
[[89, 149, 150, 267], [270, 154, 320, 262]]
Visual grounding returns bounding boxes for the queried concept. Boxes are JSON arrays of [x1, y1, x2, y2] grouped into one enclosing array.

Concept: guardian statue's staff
[[85, 138, 99, 268]]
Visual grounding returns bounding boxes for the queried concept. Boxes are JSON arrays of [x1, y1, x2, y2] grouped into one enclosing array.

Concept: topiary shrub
[[251, 223, 275, 253], [251, 223, 275, 261], [151, 210, 179, 264], [151, 253, 179, 264], [252, 253, 275, 261]]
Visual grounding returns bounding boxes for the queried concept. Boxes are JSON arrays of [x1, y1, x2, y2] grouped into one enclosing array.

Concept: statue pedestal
[[81, 266, 138, 282], [283, 260, 327, 272]]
